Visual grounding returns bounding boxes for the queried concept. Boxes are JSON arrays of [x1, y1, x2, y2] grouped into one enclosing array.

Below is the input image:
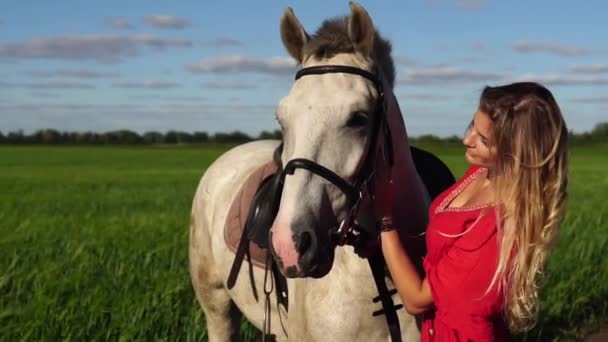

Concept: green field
[[1, 144, 606, 341]]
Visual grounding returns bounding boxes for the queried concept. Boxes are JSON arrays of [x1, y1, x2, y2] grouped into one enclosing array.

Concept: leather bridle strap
[[282, 158, 359, 205], [295, 65, 384, 95]]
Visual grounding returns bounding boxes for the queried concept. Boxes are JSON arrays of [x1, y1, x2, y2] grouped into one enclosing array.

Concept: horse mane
[[303, 16, 395, 89]]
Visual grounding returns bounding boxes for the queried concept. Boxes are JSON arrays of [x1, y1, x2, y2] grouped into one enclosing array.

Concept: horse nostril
[[297, 231, 312, 255]]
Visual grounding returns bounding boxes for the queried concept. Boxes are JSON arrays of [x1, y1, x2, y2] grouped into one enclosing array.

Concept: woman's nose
[[463, 132, 474, 148]]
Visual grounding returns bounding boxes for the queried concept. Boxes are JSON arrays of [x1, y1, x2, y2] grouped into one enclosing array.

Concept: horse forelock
[[302, 16, 395, 89]]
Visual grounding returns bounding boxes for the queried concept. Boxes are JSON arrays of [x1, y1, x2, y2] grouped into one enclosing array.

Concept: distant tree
[[114, 130, 141, 144], [229, 131, 253, 143], [60, 131, 72, 144], [590, 122, 608, 141], [413, 134, 442, 145], [78, 131, 99, 145], [192, 131, 209, 143], [213, 131, 252, 143], [87, 132, 102, 144], [444, 135, 461, 144], [165, 131, 178, 144], [569, 130, 594, 145], [7, 130, 25, 144], [101, 131, 124, 144], [143, 131, 164, 144], [35, 129, 62, 144], [212, 132, 229, 143], [175, 131, 193, 144], [258, 129, 283, 140], [568, 122, 608, 144], [68, 132, 80, 144], [3, 122, 606, 145], [75, 131, 94, 144]]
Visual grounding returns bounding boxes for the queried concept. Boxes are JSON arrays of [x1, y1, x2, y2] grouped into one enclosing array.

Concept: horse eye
[[346, 111, 369, 127]]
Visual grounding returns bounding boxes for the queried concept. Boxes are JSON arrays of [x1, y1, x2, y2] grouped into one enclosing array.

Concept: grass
[[0, 144, 606, 341]]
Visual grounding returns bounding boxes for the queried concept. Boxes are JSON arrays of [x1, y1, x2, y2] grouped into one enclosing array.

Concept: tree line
[[0, 129, 282, 145], [1, 122, 606, 145]]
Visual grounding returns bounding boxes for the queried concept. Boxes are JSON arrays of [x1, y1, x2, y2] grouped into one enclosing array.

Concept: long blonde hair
[[480, 82, 568, 332]]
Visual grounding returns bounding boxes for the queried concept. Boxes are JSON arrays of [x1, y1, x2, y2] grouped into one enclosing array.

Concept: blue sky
[[1, 0, 607, 137]]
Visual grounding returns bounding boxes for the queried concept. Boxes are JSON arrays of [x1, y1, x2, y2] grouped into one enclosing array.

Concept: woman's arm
[[381, 230, 434, 314]]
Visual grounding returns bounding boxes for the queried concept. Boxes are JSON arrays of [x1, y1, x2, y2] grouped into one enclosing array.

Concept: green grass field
[[1, 144, 606, 341]]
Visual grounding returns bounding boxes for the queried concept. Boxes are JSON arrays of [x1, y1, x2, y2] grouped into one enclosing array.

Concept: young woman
[[375, 82, 569, 341]]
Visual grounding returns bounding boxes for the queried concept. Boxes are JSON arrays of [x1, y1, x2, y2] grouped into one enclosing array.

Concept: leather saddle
[[225, 145, 288, 310], [224, 145, 284, 268]]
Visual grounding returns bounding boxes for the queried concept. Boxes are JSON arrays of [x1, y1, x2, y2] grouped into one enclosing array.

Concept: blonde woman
[[375, 82, 569, 341]]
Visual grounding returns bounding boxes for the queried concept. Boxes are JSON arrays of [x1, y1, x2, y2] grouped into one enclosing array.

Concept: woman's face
[[463, 111, 497, 168]]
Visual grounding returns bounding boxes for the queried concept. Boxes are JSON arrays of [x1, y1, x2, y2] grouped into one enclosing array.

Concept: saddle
[[225, 144, 289, 311], [224, 160, 280, 267]]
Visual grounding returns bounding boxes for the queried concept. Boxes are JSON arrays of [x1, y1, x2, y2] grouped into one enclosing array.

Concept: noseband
[[278, 65, 394, 246]]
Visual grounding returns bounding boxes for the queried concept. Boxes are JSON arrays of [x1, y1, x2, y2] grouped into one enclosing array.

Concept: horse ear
[[347, 1, 375, 57], [280, 7, 309, 63]]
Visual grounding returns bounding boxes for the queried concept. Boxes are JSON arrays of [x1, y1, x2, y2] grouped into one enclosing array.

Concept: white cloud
[[201, 81, 256, 90], [394, 55, 417, 66], [400, 63, 608, 86], [23, 82, 96, 89], [460, 56, 485, 64], [205, 37, 243, 47], [512, 41, 602, 57], [29, 92, 57, 98], [470, 42, 486, 51], [112, 81, 181, 89], [143, 15, 189, 29], [27, 69, 119, 79], [455, 0, 486, 11], [130, 34, 191, 48], [571, 96, 608, 104], [400, 65, 504, 84], [164, 96, 208, 102], [398, 92, 453, 101], [0, 34, 192, 63], [105, 17, 134, 30], [506, 73, 608, 86], [568, 64, 608, 73], [186, 55, 297, 74]]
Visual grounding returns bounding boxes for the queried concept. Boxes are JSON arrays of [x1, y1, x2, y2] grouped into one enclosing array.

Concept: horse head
[[270, 2, 414, 278]]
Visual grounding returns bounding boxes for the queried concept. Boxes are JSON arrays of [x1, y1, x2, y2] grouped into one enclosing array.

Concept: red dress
[[420, 165, 511, 341]]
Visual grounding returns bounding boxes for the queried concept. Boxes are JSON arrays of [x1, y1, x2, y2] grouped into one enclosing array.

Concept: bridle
[[260, 64, 404, 342], [277, 64, 394, 246]]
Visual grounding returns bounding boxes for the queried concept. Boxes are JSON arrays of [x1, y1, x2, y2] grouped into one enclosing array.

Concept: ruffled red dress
[[420, 165, 511, 341]]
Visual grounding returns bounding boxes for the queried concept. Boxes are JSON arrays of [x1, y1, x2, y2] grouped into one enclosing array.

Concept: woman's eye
[[346, 111, 369, 127]]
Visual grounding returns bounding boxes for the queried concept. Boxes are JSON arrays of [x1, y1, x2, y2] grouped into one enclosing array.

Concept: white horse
[[189, 3, 434, 341]]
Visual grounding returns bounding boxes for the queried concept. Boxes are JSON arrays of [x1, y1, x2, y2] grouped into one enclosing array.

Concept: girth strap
[[227, 219, 259, 299]]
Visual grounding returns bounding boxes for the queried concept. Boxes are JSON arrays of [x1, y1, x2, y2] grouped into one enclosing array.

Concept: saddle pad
[[224, 161, 279, 268]]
